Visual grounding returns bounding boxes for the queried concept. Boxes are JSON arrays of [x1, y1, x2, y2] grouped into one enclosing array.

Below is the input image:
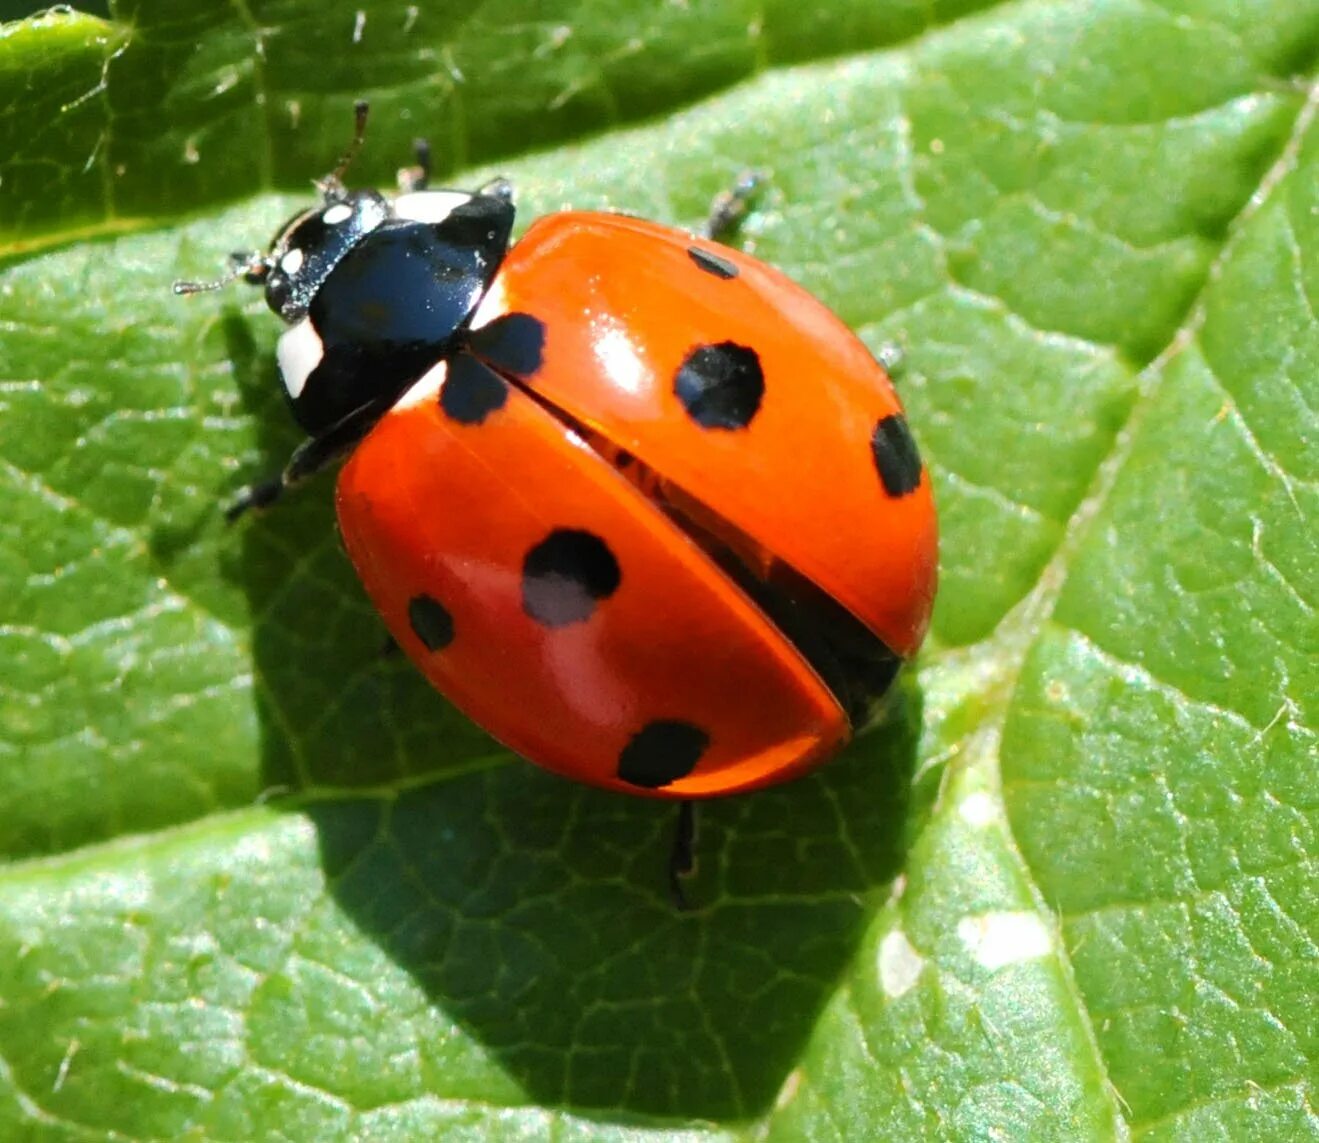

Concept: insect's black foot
[[225, 477, 284, 523], [668, 800, 697, 911]]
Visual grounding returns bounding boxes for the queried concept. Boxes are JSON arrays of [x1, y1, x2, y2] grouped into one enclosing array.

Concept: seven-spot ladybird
[[177, 102, 938, 904]]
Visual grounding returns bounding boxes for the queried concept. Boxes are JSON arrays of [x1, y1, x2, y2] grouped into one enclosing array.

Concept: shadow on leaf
[[306, 704, 920, 1120]]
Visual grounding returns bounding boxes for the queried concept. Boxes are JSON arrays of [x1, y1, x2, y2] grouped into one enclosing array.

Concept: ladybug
[[177, 102, 938, 905]]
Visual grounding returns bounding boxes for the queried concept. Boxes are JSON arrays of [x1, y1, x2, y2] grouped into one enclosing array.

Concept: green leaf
[[1, 1, 1316, 1139]]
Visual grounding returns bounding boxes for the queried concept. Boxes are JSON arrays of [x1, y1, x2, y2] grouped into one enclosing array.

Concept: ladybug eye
[[265, 272, 290, 313], [243, 262, 270, 287]]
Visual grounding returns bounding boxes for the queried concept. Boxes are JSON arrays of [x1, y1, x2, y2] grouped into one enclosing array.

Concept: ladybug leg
[[225, 404, 379, 522], [702, 171, 764, 244], [668, 800, 697, 910], [396, 140, 511, 204], [398, 138, 432, 193]]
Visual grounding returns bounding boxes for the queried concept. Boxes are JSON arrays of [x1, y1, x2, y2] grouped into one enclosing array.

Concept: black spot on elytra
[[467, 311, 546, 376], [439, 354, 508, 425], [408, 594, 455, 651], [674, 342, 764, 430], [870, 414, 922, 497], [522, 528, 622, 627], [687, 246, 739, 280], [618, 720, 710, 788]]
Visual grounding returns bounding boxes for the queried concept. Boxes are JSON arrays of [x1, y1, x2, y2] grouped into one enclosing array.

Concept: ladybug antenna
[[317, 99, 370, 201], [172, 250, 271, 297]]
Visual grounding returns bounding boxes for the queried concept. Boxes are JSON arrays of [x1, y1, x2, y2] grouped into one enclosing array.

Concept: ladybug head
[[176, 100, 517, 441], [173, 100, 384, 322], [252, 189, 390, 322]]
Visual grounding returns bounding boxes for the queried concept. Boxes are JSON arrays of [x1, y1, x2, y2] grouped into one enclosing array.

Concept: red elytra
[[334, 211, 938, 799]]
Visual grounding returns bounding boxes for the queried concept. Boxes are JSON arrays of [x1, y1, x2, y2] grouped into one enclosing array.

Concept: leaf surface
[[1, 1, 1316, 1138]]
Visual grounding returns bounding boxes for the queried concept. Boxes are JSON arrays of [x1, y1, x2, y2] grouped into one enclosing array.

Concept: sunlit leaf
[[1, 1, 1315, 1138]]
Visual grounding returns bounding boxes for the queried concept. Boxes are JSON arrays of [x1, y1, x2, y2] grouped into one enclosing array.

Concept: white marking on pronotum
[[322, 203, 353, 225], [280, 247, 304, 275], [957, 911, 1052, 971], [277, 319, 324, 401], [393, 190, 474, 225], [394, 360, 448, 410], [877, 929, 925, 998]]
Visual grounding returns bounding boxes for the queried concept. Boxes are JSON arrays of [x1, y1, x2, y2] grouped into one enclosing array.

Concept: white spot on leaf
[[773, 1068, 802, 1111], [958, 911, 1052, 971], [959, 790, 997, 828], [878, 929, 924, 997]]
